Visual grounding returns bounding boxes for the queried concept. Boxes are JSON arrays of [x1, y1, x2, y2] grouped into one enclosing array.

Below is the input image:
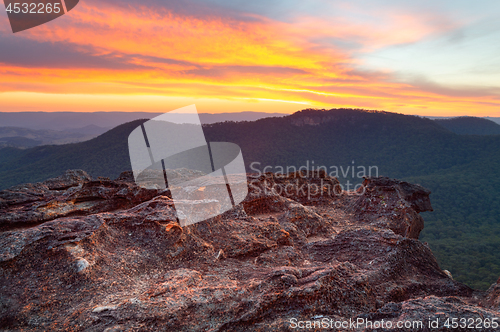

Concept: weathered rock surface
[[0, 170, 159, 230], [483, 278, 500, 310], [348, 176, 433, 239], [0, 170, 498, 331]]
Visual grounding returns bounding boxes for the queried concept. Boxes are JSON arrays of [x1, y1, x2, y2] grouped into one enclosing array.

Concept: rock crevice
[[0, 170, 498, 331]]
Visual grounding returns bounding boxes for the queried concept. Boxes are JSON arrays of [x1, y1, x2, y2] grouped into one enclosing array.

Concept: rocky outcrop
[[348, 177, 432, 239], [483, 278, 500, 310], [0, 170, 159, 231], [0, 171, 498, 331]]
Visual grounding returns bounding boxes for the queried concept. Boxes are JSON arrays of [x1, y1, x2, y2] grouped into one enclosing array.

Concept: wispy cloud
[[1, 0, 500, 116]]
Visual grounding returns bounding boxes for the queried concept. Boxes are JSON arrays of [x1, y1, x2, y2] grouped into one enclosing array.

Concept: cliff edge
[[0, 170, 499, 331]]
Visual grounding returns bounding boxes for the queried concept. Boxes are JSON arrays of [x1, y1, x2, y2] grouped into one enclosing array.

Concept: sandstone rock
[[246, 170, 341, 209], [280, 202, 329, 238], [242, 175, 292, 215], [356, 296, 500, 332], [92, 305, 118, 313], [0, 170, 497, 331], [43, 169, 92, 190], [349, 176, 433, 239], [483, 279, 500, 310], [75, 258, 90, 273], [0, 171, 159, 230]]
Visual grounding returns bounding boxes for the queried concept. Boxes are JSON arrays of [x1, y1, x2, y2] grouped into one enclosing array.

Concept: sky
[[1, 0, 500, 116]]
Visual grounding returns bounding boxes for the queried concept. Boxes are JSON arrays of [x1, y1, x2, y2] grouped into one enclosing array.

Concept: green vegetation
[[1, 109, 500, 289], [207, 109, 500, 289], [405, 157, 500, 289], [0, 120, 144, 187], [434, 116, 500, 135]]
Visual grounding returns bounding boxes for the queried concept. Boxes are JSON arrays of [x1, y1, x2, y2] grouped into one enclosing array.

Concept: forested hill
[[1, 108, 500, 289], [434, 116, 500, 135], [0, 119, 146, 189], [3, 108, 495, 187]]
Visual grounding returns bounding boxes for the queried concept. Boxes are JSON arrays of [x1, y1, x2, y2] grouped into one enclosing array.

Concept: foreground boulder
[[0, 171, 498, 331], [348, 177, 433, 239], [483, 278, 500, 310], [0, 170, 159, 230]]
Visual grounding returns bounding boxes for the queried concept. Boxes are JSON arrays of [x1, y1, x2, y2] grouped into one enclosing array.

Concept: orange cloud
[[0, 1, 499, 117]]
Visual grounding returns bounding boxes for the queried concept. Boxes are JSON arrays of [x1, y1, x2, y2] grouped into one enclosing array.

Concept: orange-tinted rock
[[0, 170, 159, 230], [349, 176, 433, 239], [0, 170, 497, 331]]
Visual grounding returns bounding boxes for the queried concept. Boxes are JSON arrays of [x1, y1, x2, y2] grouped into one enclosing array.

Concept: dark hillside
[[1, 109, 500, 288], [0, 119, 146, 188], [435, 116, 500, 135]]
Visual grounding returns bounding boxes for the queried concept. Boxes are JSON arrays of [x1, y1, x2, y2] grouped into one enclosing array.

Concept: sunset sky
[[1, 0, 500, 116]]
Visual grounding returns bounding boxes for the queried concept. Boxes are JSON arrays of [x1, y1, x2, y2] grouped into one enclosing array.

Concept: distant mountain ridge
[[0, 108, 492, 188], [0, 126, 110, 148], [434, 116, 500, 135], [0, 111, 286, 130], [0, 119, 143, 189], [1, 108, 500, 289]]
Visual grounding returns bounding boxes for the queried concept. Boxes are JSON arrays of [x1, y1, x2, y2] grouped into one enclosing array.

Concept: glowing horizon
[[1, 0, 500, 117]]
